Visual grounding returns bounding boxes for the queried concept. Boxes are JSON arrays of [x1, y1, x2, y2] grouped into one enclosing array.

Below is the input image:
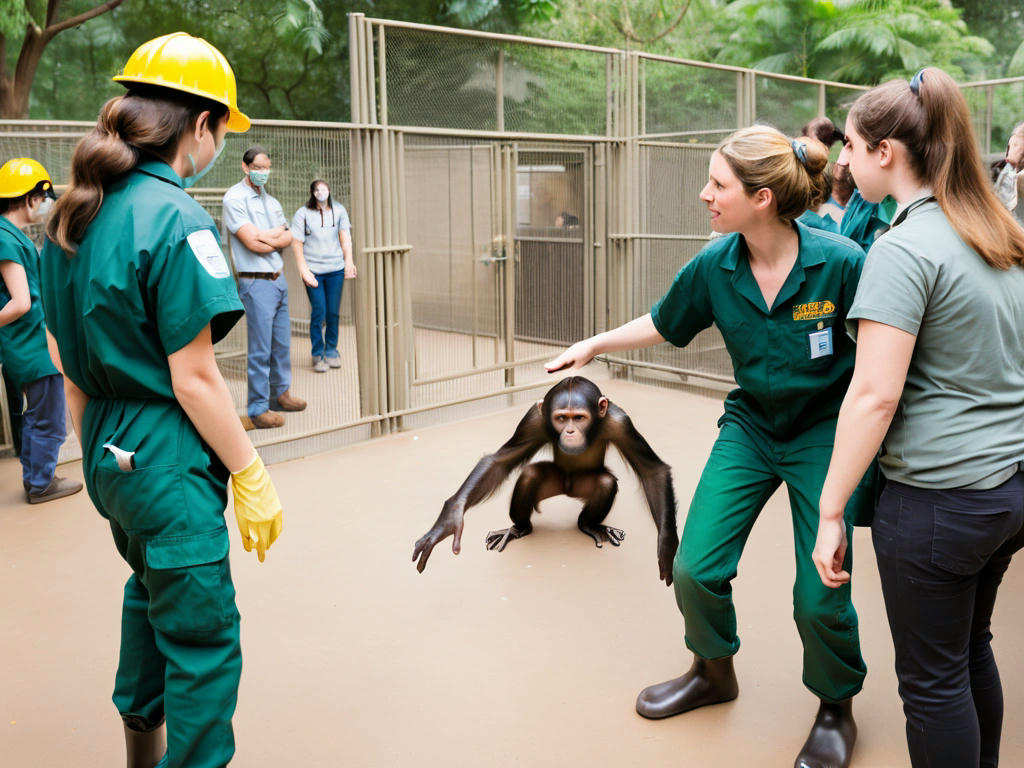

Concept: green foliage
[[0, 0, 31, 38], [709, 0, 992, 84]]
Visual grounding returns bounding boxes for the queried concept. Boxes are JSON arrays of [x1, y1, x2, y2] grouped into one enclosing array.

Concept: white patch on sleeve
[[186, 229, 230, 278]]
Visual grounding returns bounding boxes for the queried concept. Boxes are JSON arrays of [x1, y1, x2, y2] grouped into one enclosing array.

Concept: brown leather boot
[[123, 717, 166, 768], [270, 389, 307, 412], [794, 698, 857, 768], [250, 410, 285, 429], [635, 654, 739, 719]]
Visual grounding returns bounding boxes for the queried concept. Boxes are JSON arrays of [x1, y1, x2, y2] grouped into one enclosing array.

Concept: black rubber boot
[[794, 698, 857, 768], [123, 716, 167, 768], [635, 655, 739, 719]]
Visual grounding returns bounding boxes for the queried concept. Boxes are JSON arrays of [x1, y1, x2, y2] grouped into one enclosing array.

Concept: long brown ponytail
[[848, 68, 1024, 269], [47, 85, 227, 253]]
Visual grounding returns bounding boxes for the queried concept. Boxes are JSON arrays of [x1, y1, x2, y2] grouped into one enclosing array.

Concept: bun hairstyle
[[47, 84, 227, 254], [848, 67, 1024, 269], [717, 125, 830, 221], [801, 116, 845, 148]]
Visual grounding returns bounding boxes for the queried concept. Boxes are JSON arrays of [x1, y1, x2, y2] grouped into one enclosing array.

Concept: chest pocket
[[790, 318, 837, 370]]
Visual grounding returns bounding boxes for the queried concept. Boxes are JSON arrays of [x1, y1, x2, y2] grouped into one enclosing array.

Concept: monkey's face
[[551, 406, 595, 455]]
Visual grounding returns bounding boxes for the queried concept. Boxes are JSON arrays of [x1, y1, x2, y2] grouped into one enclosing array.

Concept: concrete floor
[[3, 376, 1024, 767]]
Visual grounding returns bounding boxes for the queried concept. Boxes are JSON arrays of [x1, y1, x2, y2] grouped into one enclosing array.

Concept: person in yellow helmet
[[0, 158, 83, 502], [39, 32, 281, 768]]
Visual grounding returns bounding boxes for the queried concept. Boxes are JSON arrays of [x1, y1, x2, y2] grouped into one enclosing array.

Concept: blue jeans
[[305, 269, 345, 360], [873, 471, 1024, 768], [237, 275, 292, 417], [21, 373, 67, 493]]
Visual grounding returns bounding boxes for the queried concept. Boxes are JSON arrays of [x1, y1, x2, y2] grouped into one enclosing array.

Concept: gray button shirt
[[222, 180, 288, 273]]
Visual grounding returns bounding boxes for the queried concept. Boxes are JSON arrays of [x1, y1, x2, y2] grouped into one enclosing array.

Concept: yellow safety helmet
[[113, 32, 250, 132], [0, 158, 53, 199]]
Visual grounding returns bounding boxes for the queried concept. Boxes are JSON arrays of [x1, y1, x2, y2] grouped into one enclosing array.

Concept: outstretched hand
[[412, 504, 465, 573], [544, 339, 597, 373]]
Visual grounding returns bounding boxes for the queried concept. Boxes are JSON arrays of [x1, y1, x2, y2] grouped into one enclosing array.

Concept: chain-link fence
[[1, 15, 1022, 461]]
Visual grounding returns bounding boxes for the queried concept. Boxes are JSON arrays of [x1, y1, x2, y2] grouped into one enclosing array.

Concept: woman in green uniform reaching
[[546, 125, 873, 768], [40, 33, 283, 768]]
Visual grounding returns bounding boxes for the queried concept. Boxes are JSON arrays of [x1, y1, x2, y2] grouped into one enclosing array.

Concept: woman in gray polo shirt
[[811, 67, 1024, 768], [291, 179, 356, 372]]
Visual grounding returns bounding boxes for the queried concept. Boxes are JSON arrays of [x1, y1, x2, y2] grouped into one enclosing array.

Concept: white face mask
[[34, 197, 53, 220], [314, 188, 329, 203]]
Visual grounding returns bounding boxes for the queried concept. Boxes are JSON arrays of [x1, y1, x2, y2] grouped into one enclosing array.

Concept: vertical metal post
[[496, 49, 505, 133], [593, 142, 607, 334], [985, 85, 994, 156], [817, 83, 826, 118], [502, 143, 516, 386], [378, 24, 388, 126]]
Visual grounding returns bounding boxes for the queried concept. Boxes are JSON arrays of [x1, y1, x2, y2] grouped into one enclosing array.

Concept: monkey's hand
[[578, 521, 626, 548], [412, 503, 465, 573], [657, 529, 679, 586], [485, 523, 533, 552]]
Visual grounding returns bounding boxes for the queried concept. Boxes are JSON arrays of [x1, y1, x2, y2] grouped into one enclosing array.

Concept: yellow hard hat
[[0, 158, 53, 199], [113, 32, 250, 132]]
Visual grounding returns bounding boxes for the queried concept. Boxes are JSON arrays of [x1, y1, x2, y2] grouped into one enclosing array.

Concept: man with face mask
[[0, 158, 83, 502], [222, 145, 306, 428]]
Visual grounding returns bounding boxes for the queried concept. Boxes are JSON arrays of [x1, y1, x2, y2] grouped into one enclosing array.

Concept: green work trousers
[[673, 420, 869, 702], [83, 399, 242, 768]]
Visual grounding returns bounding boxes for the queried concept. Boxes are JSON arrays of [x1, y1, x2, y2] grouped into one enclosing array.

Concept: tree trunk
[[0, 25, 46, 119]]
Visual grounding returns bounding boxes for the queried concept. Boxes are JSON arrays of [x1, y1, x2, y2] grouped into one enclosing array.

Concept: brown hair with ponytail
[[47, 85, 228, 254], [717, 125, 831, 221], [847, 67, 1024, 269]]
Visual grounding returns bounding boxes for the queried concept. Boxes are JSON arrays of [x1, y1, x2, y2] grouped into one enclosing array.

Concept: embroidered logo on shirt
[[792, 300, 836, 321]]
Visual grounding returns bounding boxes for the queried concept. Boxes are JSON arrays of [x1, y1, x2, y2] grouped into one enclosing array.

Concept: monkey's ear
[[597, 396, 609, 418], [536, 400, 544, 413]]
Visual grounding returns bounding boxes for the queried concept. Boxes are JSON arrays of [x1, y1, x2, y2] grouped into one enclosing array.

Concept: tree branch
[[620, 0, 694, 46], [42, 0, 123, 42]]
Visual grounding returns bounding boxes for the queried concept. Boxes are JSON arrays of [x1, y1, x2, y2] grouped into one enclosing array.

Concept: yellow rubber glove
[[230, 452, 283, 562]]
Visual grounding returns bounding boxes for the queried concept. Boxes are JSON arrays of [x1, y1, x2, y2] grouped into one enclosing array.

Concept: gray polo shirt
[[290, 201, 350, 274], [848, 198, 1024, 489], [222, 179, 288, 273]]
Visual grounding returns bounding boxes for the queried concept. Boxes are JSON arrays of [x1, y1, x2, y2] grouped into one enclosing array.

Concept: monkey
[[411, 376, 679, 585]]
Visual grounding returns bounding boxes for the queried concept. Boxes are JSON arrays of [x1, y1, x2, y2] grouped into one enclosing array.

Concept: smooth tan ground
[[3, 377, 1024, 767]]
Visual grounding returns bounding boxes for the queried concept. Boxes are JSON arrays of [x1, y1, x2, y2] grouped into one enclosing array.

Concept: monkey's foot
[[485, 525, 531, 552], [636, 655, 738, 719], [579, 523, 625, 548]]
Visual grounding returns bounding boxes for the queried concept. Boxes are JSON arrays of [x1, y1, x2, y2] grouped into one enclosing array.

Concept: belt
[[237, 271, 280, 280]]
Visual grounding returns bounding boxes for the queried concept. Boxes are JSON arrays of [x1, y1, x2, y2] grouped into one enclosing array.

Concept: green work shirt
[[652, 222, 864, 441], [0, 216, 58, 389], [840, 190, 893, 251], [39, 159, 243, 402]]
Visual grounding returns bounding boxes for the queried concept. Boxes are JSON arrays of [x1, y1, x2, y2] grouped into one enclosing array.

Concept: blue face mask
[[184, 136, 226, 189], [248, 168, 270, 187]]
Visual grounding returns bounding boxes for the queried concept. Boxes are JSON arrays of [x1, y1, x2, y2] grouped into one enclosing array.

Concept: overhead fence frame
[[0, 16, 1021, 460]]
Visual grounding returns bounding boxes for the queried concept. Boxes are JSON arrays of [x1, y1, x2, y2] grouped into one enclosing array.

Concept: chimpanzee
[[411, 376, 679, 584]]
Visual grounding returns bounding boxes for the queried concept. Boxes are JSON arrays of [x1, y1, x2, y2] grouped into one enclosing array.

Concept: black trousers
[[872, 471, 1024, 768]]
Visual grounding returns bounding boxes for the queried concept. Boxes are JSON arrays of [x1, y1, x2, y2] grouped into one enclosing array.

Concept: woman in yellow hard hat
[[39, 32, 281, 768], [0, 157, 83, 503]]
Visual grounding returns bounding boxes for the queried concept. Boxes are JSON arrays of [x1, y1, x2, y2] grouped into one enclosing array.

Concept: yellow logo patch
[[792, 300, 836, 321]]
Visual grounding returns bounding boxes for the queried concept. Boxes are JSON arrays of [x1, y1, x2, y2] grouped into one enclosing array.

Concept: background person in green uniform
[[0, 157, 82, 503], [814, 68, 1024, 768], [39, 33, 284, 768], [546, 125, 873, 768]]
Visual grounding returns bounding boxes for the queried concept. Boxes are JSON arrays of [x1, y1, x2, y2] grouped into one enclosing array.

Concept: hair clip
[[909, 69, 925, 95], [790, 139, 808, 167]]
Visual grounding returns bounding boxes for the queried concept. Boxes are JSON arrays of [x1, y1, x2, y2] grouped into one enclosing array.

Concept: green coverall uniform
[[39, 159, 245, 768], [651, 221, 872, 703], [0, 217, 59, 388]]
